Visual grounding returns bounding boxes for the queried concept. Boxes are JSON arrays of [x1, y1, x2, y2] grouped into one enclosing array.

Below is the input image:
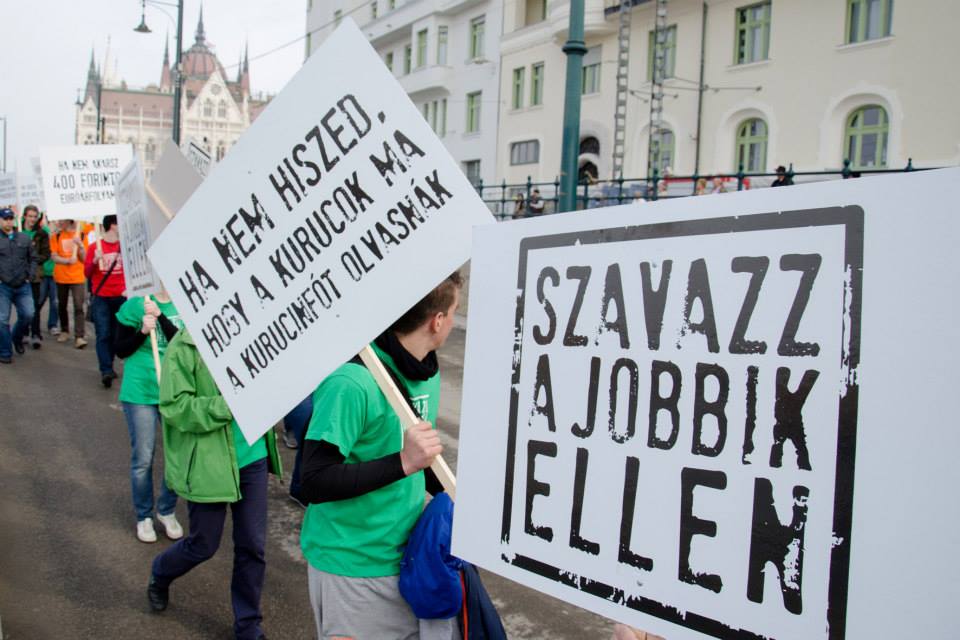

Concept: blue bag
[[399, 492, 464, 619]]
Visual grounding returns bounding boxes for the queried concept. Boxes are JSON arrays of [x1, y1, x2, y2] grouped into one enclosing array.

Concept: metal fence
[[477, 159, 941, 220]]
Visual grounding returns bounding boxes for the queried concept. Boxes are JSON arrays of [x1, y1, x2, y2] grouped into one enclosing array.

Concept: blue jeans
[[152, 458, 268, 640], [285, 396, 313, 499], [30, 276, 58, 337], [0, 282, 34, 358], [122, 402, 178, 521], [91, 295, 125, 375]]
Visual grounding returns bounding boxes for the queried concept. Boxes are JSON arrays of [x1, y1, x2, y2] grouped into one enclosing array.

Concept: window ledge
[[509, 104, 545, 114], [836, 35, 894, 52], [727, 59, 771, 72], [581, 91, 601, 98], [463, 131, 481, 139]]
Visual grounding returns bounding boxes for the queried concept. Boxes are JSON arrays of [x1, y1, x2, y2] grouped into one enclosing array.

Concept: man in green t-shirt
[[21, 206, 52, 348], [299, 271, 462, 639]]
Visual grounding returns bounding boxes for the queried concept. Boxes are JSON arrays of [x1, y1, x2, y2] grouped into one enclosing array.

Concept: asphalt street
[[0, 319, 614, 639]]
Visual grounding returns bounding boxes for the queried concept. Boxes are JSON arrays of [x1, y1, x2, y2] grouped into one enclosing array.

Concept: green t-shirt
[[232, 420, 267, 469], [116, 296, 185, 405], [300, 342, 441, 578]]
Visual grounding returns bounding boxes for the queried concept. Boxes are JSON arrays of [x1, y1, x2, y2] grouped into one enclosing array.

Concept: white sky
[[0, 0, 307, 174]]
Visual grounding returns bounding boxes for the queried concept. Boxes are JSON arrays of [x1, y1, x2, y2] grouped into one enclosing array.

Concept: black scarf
[[374, 331, 438, 381]]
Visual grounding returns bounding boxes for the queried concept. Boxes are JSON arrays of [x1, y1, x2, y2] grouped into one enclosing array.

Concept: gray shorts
[[308, 565, 460, 640]]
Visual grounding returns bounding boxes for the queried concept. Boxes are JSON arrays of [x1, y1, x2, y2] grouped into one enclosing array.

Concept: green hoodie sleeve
[[159, 333, 234, 434]]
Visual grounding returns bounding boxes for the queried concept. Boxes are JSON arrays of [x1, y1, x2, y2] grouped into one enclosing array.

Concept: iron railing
[[477, 159, 941, 220]]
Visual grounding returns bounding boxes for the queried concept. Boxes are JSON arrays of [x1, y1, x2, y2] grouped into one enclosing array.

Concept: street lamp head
[[134, 1, 151, 33]]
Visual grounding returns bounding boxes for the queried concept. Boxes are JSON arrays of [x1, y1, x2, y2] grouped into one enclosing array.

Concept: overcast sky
[[1, 0, 306, 174]]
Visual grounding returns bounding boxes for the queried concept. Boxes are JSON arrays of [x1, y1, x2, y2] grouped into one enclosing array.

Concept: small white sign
[[40, 144, 133, 220], [453, 169, 960, 640], [116, 157, 159, 296], [0, 173, 16, 206], [18, 180, 45, 212], [148, 19, 494, 442], [185, 141, 212, 178]]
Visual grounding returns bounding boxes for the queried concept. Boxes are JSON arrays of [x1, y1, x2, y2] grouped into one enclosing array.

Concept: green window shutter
[[530, 63, 544, 106], [512, 68, 525, 109], [735, 2, 771, 64]]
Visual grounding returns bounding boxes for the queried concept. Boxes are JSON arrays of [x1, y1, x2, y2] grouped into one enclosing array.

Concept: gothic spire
[[243, 41, 249, 72], [195, 4, 206, 45], [163, 32, 170, 65]]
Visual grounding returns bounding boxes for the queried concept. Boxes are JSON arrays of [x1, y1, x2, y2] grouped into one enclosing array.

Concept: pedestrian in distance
[[527, 189, 545, 216], [147, 328, 282, 640], [21, 205, 52, 349], [299, 271, 462, 640], [513, 192, 526, 218], [50, 219, 89, 349], [770, 165, 794, 187], [0, 207, 37, 364], [114, 291, 184, 543], [85, 214, 126, 387]]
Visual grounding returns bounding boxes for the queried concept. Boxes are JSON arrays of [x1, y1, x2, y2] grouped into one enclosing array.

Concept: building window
[[388, 0, 395, 9], [530, 62, 544, 106], [510, 140, 540, 165], [439, 98, 447, 136], [437, 26, 448, 65], [524, 0, 547, 26], [845, 105, 888, 169], [403, 44, 412, 74], [371, 1, 378, 19], [581, 47, 601, 95], [511, 67, 525, 109], [416, 29, 428, 68], [217, 100, 227, 118], [385, 51, 394, 72], [217, 142, 226, 161], [847, 0, 893, 43], [735, 2, 771, 64], [647, 25, 677, 81], [145, 139, 156, 163], [465, 91, 481, 133], [334, 9, 342, 26], [203, 100, 213, 117], [429, 101, 438, 132], [463, 160, 481, 186], [735, 118, 768, 172], [423, 102, 430, 121], [305, 32, 312, 60], [469, 16, 485, 59], [579, 136, 600, 155], [650, 129, 675, 173]]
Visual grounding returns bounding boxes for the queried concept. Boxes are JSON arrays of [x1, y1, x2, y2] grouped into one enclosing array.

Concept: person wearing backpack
[[84, 214, 126, 387], [298, 271, 462, 640]]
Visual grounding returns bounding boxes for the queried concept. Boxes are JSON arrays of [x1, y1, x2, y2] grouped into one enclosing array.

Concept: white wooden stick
[[150, 328, 162, 385], [145, 182, 175, 221], [358, 345, 457, 499]]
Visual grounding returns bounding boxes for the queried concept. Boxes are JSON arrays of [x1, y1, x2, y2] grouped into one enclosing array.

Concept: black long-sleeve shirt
[[114, 314, 179, 359]]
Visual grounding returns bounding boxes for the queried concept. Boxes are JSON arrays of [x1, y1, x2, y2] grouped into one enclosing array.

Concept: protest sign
[[0, 172, 16, 206], [185, 141, 212, 178], [148, 19, 493, 442], [453, 168, 960, 640], [116, 157, 159, 296], [40, 144, 133, 220], [18, 180, 45, 211]]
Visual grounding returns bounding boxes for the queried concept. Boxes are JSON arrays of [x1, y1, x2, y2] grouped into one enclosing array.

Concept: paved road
[[0, 321, 612, 639]]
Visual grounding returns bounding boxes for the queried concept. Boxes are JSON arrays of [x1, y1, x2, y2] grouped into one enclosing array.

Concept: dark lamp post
[[134, 0, 184, 145]]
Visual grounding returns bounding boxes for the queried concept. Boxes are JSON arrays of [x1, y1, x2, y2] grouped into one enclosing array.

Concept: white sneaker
[[156, 512, 184, 540], [136, 517, 158, 543]]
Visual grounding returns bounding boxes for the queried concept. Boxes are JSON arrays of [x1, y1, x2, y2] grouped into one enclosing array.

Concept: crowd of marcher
[[1, 210, 487, 639]]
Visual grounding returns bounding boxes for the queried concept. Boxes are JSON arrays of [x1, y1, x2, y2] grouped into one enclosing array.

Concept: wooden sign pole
[[145, 182, 175, 221], [358, 345, 457, 499], [150, 328, 162, 385]]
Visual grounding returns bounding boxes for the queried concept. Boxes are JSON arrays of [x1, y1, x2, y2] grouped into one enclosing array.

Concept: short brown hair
[[391, 270, 463, 335]]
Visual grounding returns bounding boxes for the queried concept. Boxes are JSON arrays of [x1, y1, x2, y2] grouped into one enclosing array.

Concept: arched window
[[218, 100, 227, 118], [650, 128, 675, 173], [145, 140, 156, 162], [578, 161, 598, 184], [845, 105, 888, 169], [579, 136, 600, 155], [203, 100, 213, 117], [735, 118, 767, 172]]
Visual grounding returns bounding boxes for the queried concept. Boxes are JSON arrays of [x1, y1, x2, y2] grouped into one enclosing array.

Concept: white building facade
[[306, 0, 503, 187], [75, 11, 270, 178], [496, 0, 960, 185]]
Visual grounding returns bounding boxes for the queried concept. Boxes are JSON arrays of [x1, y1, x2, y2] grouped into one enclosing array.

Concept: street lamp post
[[558, 0, 586, 213], [135, 0, 184, 145]]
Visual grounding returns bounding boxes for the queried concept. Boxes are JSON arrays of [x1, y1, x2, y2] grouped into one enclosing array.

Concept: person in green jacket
[[147, 329, 281, 640]]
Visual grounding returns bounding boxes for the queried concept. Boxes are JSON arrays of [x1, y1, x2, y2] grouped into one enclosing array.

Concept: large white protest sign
[[0, 173, 16, 206], [148, 19, 494, 442], [116, 157, 158, 296], [185, 141, 212, 178], [40, 144, 133, 220], [453, 168, 960, 640], [18, 180, 45, 211]]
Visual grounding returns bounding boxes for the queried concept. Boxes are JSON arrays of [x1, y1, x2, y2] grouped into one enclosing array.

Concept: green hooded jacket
[[159, 330, 281, 503]]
